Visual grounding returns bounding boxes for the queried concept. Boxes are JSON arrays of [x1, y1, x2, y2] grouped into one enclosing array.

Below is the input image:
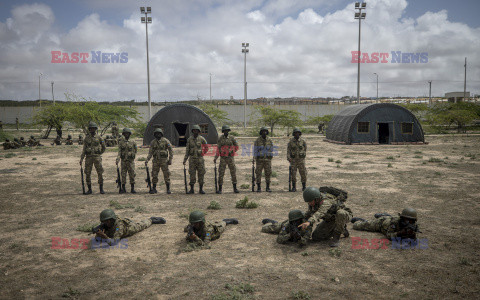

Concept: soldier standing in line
[[79, 122, 106, 194], [185, 211, 238, 248], [214, 125, 239, 194], [116, 128, 137, 194], [183, 125, 207, 194], [111, 122, 119, 139], [15, 117, 19, 130], [145, 128, 173, 194], [253, 127, 274, 192], [287, 127, 307, 192], [78, 134, 84, 145]]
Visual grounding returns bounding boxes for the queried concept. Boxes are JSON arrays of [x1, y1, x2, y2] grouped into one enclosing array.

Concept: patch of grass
[[9, 243, 20, 249], [414, 155, 423, 159], [460, 257, 473, 266], [271, 171, 278, 178], [32, 157, 37, 160], [301, 252, 309, 256], [308, 166, 317, 170], [328, 158, 334, 162], [211, 283, 255, 300], [236, 196, 258, 209], [387, 163, 393, 168], [105, 148, 118, 152], [465, 153, 476, 160], [134, 206, 146, 213], [76, 223, 98, 232], [428, 157, 443, 163], [335, 160, 342, 164], [109, 200, 134, 209], [434, 171, 442, 176], [336, 165, 340, 168], [62, 287, 80, 298], [386, 156, 395, 160], [291, 290, 311, 300], [207, 201, 221, 210], [239, 183, 250, 189], [329, 248, 342, 258], [4, 153, 16, 158], [230, 131, 239, 136], [137, 157, 146, 161]]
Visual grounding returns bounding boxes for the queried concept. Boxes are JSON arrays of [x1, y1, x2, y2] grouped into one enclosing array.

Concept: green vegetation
[[62, 287, 81, 298], [386, 156, 394, 160], [207, 201, 221, 210], [109, 200, 135, 209], [251, 105, 302, 136], [198, 103, 231, 126], [428, 157, 443, 163], [329, 248, 342, 258], [134, 206, 146, 213], [328, 158, 334, 162], [239, 183, 250, 189], [211, 283, 255, 300], [76, 223, 98, 232], [236, 196, 258, 209], [4, 153, 16, 158], [0, 130, 13, 142], [291, 290, 311, 300]]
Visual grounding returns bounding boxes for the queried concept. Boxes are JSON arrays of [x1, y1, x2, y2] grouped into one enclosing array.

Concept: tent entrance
[[378, 123, 390, 144], [173, 122, 188, 147]]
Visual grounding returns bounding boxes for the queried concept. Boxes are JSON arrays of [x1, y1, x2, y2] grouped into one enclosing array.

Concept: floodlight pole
[[38, 73, 43, 107], [354, 2, 366, 104], [209, 73, 212, 103], [373, 72, 378, 103], [464, 57, 467, 102], [141, 7, 152, 120], [428, 81, 432, 105], [51, 81, 55, 105], [242, 42, 249, 129]]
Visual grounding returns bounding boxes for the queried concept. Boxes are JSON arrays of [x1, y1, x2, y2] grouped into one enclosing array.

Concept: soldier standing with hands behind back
[[116, 128, 137, 194], [254, 127, 274, 192], [145, 128, 173, 194], [214, 125, 239, 194], [183, 125, 207, 194], [80, 122, 106, 194], [287, 127, 307, 192]]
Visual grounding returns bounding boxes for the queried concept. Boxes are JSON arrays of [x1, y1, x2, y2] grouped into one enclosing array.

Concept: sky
[[0, 0, 478, 102]]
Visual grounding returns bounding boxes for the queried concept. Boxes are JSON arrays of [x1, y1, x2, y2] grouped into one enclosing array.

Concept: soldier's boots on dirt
[[150, 184, 157, 194], [257, 183, 261, 193], [199, 184, 205, 194], [131, 184, 136, 194], [291, 182, 296, 192], [150, 217, 166, 224], [343, 225, 349, 238], [188, 184, 195, 194], [262, 218, 278, 225], [223, 218, 239, 225], [216, 185, 222, 194], [166, 183, 171, 194], [351, 217, 366, 223], [86, 184, 93, 195], [374, 213, 391, 218], [266, 182, 272, 193], [233, 184, 239, 193], [99, 184, 105, 194], [330, 231, 342, 247], [120, 184, 126, 194], [302, 182, 306, 191]]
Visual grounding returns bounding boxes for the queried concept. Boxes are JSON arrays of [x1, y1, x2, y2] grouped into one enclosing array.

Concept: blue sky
[[0, 0, 478, 101]]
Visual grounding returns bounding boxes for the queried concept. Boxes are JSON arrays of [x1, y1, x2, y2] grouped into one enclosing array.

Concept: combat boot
[[85, 184, 92, 195], [302, 182, 306, 191], [291, 182, 296, 192], [199, 184, 205, 194], [166, 183, 171, 194], [262, 218, 278, 225], [374, 213, 392, 218], [257, 183, 261, 193], [266, 182, 272, 192], [343, 225, 349, 238], [150, 184, 157, 194], [216, 185, 222, 194], [131, 184, 136, 194], [351, 217, 366, 223], [223, 218, 239, 225], [120, 184, 126, 194], [233, 184, 239, 193], [99, 184, 105, 194], [330, 231, 342, 247], [150, 217, 166, 224], [188, 184, 195, 194]]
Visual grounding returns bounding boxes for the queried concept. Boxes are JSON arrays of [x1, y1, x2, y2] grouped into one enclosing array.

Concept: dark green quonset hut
[[143, 104, 218, 147], [325, 103, 425, 145]]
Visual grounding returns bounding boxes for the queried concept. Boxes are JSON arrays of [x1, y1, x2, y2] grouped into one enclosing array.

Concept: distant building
[[445, 92, 470, 103]]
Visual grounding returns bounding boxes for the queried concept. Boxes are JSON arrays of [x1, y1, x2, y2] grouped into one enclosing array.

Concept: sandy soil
[[0, 133, 479, 299]]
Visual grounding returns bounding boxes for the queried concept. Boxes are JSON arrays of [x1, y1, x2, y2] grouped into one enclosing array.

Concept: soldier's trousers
[[353, 217, 385, 232], [291, 158, 307, 183], [121, 159, 135, 184], [152, 159, 170, 184], [189, 157, 205, 185], [124, 218, 152, 237], [85, 155, 104, 185], [256, 158, 272, 184], [311, 209, 352, 241], [218, 157, 237, 185], [261, 222, 283, 234]]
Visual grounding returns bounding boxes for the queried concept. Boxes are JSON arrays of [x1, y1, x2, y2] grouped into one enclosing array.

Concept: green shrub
[[207, 201, 221, 210]]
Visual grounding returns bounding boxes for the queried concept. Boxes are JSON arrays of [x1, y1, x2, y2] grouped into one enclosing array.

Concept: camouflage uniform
[[184, 221, 226, 246], [353, 215, 420, 240], [215, 135, 238, 186], [52, 135, 62, 145], [184, 135, 207, 185], [3, 140, 14, 150], [12, 138, 21, 148], [306, 191, 353, 241], [117, 137, 137, 184], [19, 137, 26, 147], [287, 136, 307, 185], [254, 135, 274, 185], [262, 219, 312, 247], [81, 133, 106, 185], [78, 135, 84, 145], [146, 137, 173, 185], [105, 217, 152, 240], [65, 136, 73, 145], [27, 136, 39, 147], [111, 124, 119, 139]]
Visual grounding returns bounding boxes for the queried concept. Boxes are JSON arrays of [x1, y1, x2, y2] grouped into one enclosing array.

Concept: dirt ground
[[0, 133, 479, 299]]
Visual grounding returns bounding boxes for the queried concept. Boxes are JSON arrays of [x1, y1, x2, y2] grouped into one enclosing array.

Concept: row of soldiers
[[80, 121, 309, 195], [92, 187, 420, 249], [52, 134, 84, 146], [3, 136, 43, 149]]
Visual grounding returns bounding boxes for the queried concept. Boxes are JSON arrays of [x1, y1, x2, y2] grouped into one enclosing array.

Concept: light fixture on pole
[[354, 2, 366, 104], [140, 6, 152, 120], [242, 42, 249, 129], [373, 72, 378, 103]]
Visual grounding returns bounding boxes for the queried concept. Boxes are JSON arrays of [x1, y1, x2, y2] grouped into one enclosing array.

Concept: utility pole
[[242, 42, 249, 129], [354, 2, 366, 104], [51, 81, 55, 105], [464, 57, 467, 102], [38, 73, 43, 107], [140, 7, 152, 120], [428, 81, 432, 105], [209, 73, 212, 103]]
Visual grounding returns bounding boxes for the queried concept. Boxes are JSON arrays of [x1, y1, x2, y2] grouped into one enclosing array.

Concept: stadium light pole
[[51, 81, 55, 105], [354, 2, 366, 104], [242, 42, 249, 129], [209, 73, 212, 103], [141, 6, 152, 120], [38, 73, 43, 107], [373, 72, 378, 103]]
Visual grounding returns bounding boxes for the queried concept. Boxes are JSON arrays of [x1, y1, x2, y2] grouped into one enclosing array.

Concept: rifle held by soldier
[[116, 166, 122, 193], [251, 159, 256, 192], [214, 161, 218, 193], [183, 164, 188, 194], [80, 166, 86, 195], [91, 223, 106, 234], [145, 165, 152, 193]]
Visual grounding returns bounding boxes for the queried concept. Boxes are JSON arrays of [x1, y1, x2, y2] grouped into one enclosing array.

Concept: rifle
[[214, 161, 218, 193], [288, 165, 292, 192], [183, 164, 188, 194], [80, 166, 86, 195], [405, 223, 422, 234], [91, 223, 106, 234], [116, 166, 122, 193], [290, 222, 302, 241], [186, 224, 195, 238], [145, 165, 152, 193], [251, 159, 256, 192]]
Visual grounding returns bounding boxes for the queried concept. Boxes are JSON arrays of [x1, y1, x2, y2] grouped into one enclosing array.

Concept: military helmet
[[106, 135, 110, 139], [88, 121, 98, 129], [399, 208, 417, 220], [100, 209, 117, 222], [154, 128, 164, 135], [189, 210, 205, 223], [20, 137, 25, 140], [293, 127, 302, 134], [122, 128, 132, 134], [303, 187, 321, 202], [288, 209, 304, 222], [30, 135, 35, 139], [79, 134, 83, 138], [14, 138, 19, 142], [259, 126, 269, 135], [221, 125, 231, 132], [67, 134, 72, 138], [5, 139, 9, 142], [191, 125, 201, 132]]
